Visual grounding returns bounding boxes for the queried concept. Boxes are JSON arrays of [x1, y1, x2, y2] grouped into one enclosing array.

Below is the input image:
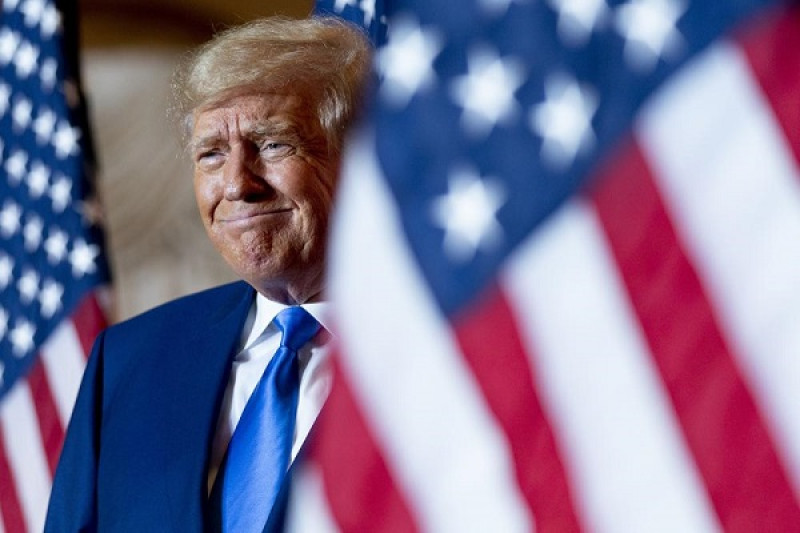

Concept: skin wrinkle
[[192, 91, 338, 305], [182, 82, 330, 150], [190, 118, 305, 161]]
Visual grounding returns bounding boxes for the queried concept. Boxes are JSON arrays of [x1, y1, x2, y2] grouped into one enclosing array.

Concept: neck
[[255, 284, 324, 306]]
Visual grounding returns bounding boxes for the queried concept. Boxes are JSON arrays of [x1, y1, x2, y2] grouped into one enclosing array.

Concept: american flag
[[294, 0, 800, 531], [0, 0, 110, 531], [315, 0, 388, 46]]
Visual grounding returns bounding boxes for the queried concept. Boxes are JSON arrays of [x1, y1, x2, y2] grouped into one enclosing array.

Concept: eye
[[261, 141, 294, 161], [194, 149, 224, 169], [197, 150, 219, 160]]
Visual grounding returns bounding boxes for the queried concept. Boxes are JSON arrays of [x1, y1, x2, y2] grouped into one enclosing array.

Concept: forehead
[[191, 92, 315, 139]]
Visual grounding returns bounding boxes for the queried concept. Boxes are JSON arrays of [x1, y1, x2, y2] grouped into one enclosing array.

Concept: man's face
[[190, 92, 338, 303]]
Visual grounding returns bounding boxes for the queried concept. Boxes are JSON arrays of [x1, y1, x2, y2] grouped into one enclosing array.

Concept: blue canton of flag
[[314, 0, 388, 46], [370, 0, 777, 316], [0, 0, 110, 530]]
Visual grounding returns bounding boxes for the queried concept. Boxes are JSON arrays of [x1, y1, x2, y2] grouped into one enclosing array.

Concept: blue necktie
[[221, 306, 320, 533]]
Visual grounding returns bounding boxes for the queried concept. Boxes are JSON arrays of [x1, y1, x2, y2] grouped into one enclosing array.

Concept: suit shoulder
[[109, 280, 253, 336], [93, 280, 253, 394]]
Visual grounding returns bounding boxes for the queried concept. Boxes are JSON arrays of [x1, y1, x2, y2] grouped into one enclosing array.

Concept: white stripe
[[328, 130, 534, 533], [285, 465, 340, 533], [638, 41, 800, 497], [0, 381, 51, 533], [0, 502, 6, 533], [41, 319, 88, 429], [502, 201, 720, 533]]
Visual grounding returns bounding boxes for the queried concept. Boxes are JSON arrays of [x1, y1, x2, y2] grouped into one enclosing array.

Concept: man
[[45, 16, 370, 532]]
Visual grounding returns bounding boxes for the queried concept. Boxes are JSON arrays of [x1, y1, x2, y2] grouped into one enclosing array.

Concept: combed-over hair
[[172, 16, 371, 155]]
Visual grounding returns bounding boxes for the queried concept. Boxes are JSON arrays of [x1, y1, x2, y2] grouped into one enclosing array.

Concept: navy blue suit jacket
[[45, 281, 294, 532]]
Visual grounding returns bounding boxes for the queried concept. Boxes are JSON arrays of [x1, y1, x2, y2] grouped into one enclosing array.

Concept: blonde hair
[[172, 16, 371, 154]]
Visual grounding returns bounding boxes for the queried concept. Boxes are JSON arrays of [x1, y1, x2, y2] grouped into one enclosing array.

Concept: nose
[[223, 144, 273, 202]]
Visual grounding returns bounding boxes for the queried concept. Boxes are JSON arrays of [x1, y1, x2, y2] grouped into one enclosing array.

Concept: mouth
[[217, 208, 292, 225]]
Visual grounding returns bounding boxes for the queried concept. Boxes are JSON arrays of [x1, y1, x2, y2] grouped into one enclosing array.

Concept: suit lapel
[[150, 283, 254, 531]]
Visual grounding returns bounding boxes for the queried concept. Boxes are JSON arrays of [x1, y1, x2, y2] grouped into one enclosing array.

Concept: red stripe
[[589, 140, 800, 531], [452, 284, 583, 532], [0, 427, 27, 533], [311, 352, 418, 532], [737, 5, 800, 169], [71, 292, 108, 358], [26, 358, 65, 476]]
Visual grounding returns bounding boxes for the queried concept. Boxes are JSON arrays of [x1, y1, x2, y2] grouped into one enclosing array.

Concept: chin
[[230, 258, 285, 285]]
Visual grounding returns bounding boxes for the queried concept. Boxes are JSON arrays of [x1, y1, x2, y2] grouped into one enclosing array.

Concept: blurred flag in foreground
[[314, 0, 388, 46], [297, 0, 800, 531], [0, 0, 110, 531]]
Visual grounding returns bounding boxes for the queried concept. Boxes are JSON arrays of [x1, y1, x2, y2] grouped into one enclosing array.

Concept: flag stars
[[432, 168, 506, 262], [44, 229, 68, 264], [40, 57, 57, 89], [39, 279, 63, 318], [49, 175, 72, 213], [530, 73, 598, 169], [5, 150, 29, 183], [33, 107, 56, 144], [0, 202, 22, 238], [13, 40, 39, 78], [12, 97, 33, 130], [547, 0, 609, 46], [50, 175, 72, 212], [0, 254, 14, 290], [27, 161, 50, 197], [360, 0, 376, 26], [450, 47, 525, 138], [614, 0, 686, 71], [0, 83, 10, 116], [44, 229, 69, 265], [21, 0, 45, 28], [377, 17, 442, 107], [0, 29, 20, 65], [17, 269, 39, 304], [10, 319, 35, 357], [23, 216, 43, 251], [40, 4, 62, 38], [333, 0, 357, 11], [69, 239, 99, 277], [52, 122, 80, 158]]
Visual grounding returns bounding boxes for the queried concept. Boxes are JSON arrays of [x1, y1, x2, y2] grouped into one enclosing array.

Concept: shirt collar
[[241, 292, 331, 350]]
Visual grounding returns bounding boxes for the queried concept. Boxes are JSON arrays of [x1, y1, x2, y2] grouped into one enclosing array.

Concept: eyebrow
[[189, 119, 302, 154], [188, 135, 222, 155], [250, 120, 302, 143]]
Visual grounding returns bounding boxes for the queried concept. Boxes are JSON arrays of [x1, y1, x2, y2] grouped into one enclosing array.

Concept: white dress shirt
[[207, 293, 333, 492]]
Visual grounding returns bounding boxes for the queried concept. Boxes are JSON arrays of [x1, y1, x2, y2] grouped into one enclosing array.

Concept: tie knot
[[275, 306, 320, 352]]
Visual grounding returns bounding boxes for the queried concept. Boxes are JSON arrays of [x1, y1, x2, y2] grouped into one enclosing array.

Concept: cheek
[[193, 172, 219, 222], [297, 184, 335, 237], [301, 165, 337, 216]]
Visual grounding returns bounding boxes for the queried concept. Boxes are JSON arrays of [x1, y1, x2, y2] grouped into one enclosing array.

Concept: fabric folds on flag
[[293, 0, 800, 531], [0, 0, 110, 531]]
